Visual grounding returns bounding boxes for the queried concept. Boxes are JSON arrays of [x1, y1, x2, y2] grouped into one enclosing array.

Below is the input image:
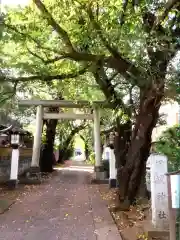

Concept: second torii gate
[[19, 100, 110, 180]]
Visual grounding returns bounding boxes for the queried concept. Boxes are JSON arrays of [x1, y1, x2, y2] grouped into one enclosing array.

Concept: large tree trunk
[[40, 117, 58, 172], [117, 85, 164, 208], [114, 120, 132, 170], [40, 103, 60, 172], [40, 94, 64, 172]]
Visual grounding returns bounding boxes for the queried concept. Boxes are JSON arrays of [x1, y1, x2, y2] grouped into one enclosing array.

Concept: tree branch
[[0, 67, 88, 83], [26, 47, 47, 63], [87, 7, 121, 59], [0, 82, 18, 104], [93, 70, 117, 106], [100, 126, 115, 135], [159, 0, 180, 23], [6, 17, 142, 79], [33, 0, 74, 52], [45, 55, 66, 64], [109, 71, 119, 82], [45, 51, 142, 80], [119, 0, 129, 26], [93, 63, 130, 116], [61, 123, 86, 150], [129, 86, 137, 117], [151, 0, 180, 32], [5, 24, 61, 55], [75, 3, 142, 79]]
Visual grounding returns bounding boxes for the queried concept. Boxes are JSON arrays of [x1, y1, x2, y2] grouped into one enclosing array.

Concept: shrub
[[155, 125, 180, 171]]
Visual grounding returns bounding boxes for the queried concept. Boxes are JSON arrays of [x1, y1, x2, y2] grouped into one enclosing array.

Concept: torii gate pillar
[[31, 105, 43, 172], [93, 107, 105, 180]]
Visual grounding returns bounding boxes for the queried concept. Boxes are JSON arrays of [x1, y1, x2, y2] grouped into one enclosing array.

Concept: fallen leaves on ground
[[99, 185, 151, 240], [94, 216, 103, 223], [0, 173, 53, 212]]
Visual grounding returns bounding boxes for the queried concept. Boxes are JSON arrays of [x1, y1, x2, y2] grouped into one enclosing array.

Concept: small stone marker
[[9, 149, 19, 187], [150, 153, 169, 228], [170, 174, 180, 209], [109, 149, 117, 188]]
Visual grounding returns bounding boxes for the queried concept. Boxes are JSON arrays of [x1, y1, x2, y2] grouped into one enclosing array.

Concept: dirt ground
[[99, 185, 168, 240]]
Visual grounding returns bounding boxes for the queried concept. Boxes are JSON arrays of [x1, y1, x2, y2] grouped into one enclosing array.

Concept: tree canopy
[[156, 125, 180, 171], [1, 0, 180, 205]]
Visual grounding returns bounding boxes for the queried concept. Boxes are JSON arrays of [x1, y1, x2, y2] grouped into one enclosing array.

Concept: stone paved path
[[0, 164, 121, 240]]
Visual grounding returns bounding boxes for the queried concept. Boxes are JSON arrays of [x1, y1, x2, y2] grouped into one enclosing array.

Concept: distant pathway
[[0, 163, 121, 240]]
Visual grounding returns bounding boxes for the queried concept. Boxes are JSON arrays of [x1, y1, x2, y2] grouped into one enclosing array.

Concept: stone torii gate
[[19, 100, 110, 180]]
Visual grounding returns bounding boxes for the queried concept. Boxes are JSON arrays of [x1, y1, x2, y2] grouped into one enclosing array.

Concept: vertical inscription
[[150, 154, 169, 228]]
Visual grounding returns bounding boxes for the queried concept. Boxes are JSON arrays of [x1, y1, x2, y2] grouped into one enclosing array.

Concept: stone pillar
[[168, 174, 180, 240], [93, 107, 105, 180], [150, 153, 169, 228], [31, 105, 43, 172], [9, 148, 19, 188], [109, 149, 117, 188], [170, 175, 180, 208]]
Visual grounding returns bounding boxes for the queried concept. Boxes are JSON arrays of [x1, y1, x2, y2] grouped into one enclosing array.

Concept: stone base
[[94, 165, 105, 172], [91, 179, 109, 184], [22, 166, 41, 184], [29, 166, 40, 173], [90, 165, 108, 184], [94, 165, 106, 180], [109, 178, 117, 188], [7, 179, 18, 189], [95, 171, 106, 180], [148, 230, 169, 239]]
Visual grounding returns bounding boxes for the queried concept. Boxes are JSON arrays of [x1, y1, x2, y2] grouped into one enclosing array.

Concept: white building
[[152, 101, 179, 141]]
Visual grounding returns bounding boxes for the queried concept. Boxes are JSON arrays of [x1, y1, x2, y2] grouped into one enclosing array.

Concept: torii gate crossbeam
[[19, 100, 111, 180]]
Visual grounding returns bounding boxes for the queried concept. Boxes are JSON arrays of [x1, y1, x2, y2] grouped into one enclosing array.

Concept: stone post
[[167, 173, 180, 240], [150, 153, 169, 228], [31, 105, 43, 172], [109, 149, 117, 188], [9, 148, 19, 188], [93, 107, 105, 180]]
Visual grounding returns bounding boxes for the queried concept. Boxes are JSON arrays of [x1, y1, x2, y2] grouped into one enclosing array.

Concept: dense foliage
[[156, 125, 180, 172]]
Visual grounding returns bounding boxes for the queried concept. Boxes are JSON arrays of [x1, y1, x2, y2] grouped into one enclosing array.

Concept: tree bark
[[117, 85, 164, 208], [84, 141, 90, 160], [114, 120, 132, 169], [40, 103, 60, 172], [40, 117, 58, 172]]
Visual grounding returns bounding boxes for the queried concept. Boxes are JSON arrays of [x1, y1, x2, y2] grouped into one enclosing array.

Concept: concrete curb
[[88, 185, 122, 240]]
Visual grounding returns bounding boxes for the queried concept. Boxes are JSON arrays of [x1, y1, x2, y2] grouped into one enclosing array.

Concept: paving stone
[[0, 164, 121, 240]]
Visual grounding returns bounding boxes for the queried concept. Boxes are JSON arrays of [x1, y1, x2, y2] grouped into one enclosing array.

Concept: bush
[[155, 125, 180, 171], [88, 152, 95, 165]]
